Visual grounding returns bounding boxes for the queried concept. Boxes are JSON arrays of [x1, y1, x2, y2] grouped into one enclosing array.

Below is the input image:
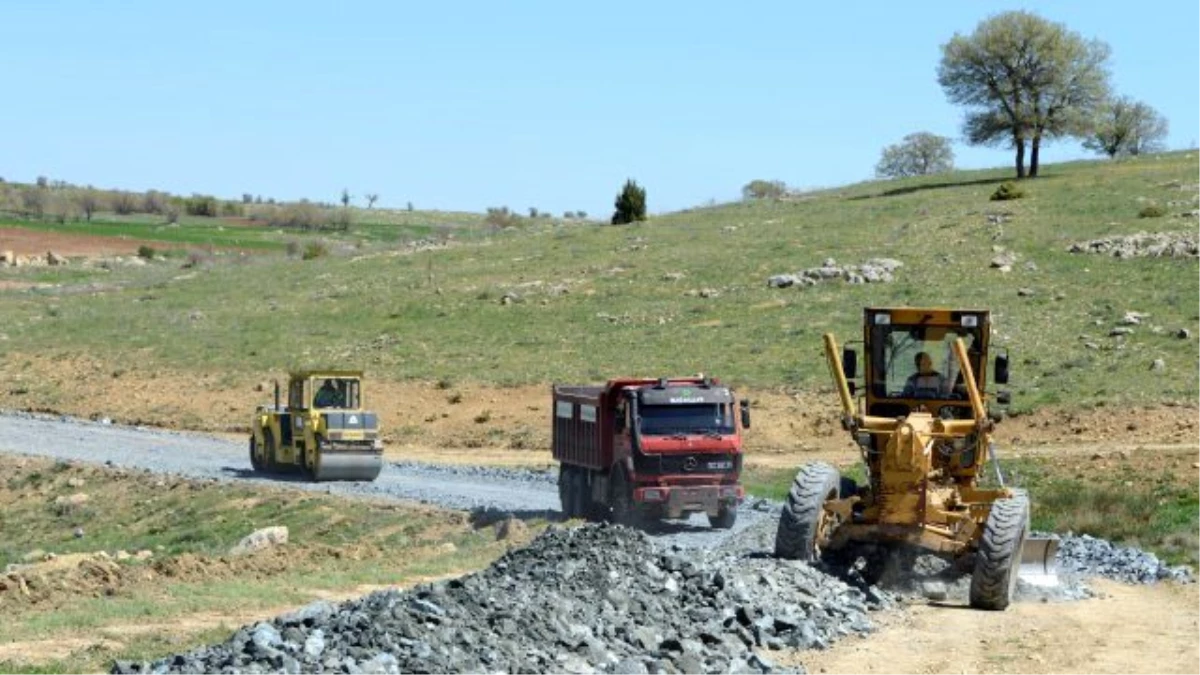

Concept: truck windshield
[[639, 404, 733, 436]]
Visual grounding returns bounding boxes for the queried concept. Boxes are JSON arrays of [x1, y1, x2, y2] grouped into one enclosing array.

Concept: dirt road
[[0, 410, 771, 552], [790, 579, 1199, 674]]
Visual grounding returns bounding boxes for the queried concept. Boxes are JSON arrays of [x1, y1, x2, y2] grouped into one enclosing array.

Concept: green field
[[0, 206, 494, 253], [0, 153, 1196, 410]]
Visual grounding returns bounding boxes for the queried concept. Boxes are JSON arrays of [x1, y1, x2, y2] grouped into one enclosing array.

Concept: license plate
[[706, 460, 733, 470]]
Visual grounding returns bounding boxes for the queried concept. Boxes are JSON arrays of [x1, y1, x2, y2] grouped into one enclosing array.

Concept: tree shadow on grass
[[848, 174, 1052, 200]]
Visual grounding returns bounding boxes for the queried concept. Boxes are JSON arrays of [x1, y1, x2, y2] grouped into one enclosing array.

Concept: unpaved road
[[792, 579, 1199, 674], [0, 411, 770, 551]]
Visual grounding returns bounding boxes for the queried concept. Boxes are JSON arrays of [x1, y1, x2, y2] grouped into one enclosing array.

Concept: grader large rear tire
[[775, 462, 842, 561], [969, 489, 1030, 611]]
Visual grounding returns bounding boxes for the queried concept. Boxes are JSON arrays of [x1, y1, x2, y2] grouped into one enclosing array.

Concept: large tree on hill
[[1083, 96, 1170, 158], [611, 179, 647, 225], [938, 11, 1111, 178], [875, 132, 955, 178]]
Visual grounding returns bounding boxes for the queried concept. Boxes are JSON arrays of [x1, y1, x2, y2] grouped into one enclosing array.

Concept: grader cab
[[775, 307, 1057, 610], [249, 370, 384, 482]]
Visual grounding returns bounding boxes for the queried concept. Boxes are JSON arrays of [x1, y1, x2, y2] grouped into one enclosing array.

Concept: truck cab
[[553, 376, 750, 529]]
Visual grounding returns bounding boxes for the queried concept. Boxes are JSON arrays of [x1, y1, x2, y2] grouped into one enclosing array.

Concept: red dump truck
[[552, 376, 750, 529]]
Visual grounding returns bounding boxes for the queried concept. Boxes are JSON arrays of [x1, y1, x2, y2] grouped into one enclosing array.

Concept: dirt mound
[[1, 553, 140, 608]]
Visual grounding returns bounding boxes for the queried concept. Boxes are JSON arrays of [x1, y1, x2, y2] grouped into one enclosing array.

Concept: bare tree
[[75, 188, 101, 221], [21, 188, 45, 218], [365, 193, 379, 209]]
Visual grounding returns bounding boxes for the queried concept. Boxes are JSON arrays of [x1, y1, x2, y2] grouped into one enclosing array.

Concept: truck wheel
[[571, 468, 590, 521], [775, 462, 842, 561], [969, 489, 1030, 611], [609, 468, 640, 528], [249, 435, 263, 472], [708, 506, 737, 530], [557, 465, 574, 519]]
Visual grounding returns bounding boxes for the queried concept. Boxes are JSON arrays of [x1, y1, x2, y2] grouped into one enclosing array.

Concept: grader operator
[[775, 307, 1057, 610], [249, 370, 384, 482]]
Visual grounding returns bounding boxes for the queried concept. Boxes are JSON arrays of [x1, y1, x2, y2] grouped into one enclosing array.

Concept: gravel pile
[[113, 524, 892, 675], [1055, 533, 1194, 584]]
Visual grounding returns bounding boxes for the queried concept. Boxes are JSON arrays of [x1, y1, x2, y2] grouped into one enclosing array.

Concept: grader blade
[[1018, 535, 1060, 586]]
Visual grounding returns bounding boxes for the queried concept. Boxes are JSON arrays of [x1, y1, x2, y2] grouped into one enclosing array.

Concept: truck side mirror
[[614, 410, 626, 433], [739, 399, 751, 429], [994, 353, 1010, 385], [842, 348, 857, 379]]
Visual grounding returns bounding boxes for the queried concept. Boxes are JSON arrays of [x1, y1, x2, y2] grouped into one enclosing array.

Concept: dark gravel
[[1054, 532, 1195, 584], [112, 524, 894, 674]]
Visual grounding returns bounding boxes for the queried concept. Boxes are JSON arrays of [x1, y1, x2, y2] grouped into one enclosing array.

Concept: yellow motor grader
[[775, 307, 1057, 610], [249, 370, 384, 482]]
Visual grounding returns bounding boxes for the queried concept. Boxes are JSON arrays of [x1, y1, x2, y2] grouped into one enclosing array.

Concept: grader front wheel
[[970, 489, 1031, 610], [775, 462, 843, 561]]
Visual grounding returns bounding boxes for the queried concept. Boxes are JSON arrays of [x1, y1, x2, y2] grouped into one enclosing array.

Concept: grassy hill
[[0, 152, 1196, 410]]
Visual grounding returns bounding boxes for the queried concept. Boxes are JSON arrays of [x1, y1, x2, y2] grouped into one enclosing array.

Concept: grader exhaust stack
[[780, 308, 1058, 609]]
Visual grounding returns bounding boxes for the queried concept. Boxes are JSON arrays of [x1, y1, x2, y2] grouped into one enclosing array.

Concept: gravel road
[[0, 410, 772, 552]]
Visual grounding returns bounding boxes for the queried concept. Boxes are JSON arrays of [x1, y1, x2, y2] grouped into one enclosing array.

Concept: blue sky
[[1, 1, 1196, 217]]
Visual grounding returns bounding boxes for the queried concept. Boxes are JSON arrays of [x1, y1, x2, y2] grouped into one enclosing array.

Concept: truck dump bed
[[551, 384, 613, 471]]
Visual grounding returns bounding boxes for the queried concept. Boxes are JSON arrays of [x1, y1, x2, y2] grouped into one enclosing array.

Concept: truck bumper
[[634, 484, 743, 519]]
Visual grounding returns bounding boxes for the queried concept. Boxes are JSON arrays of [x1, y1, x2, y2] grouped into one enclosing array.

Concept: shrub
[[485, 206, 521, 229], [185, 194, 219, 217], [137, 245, 156, 260], [220, 201, 244, 217], [111, 191, 139, 215], [182, 250, 212, 268], [1138, 204, 1167, 218], [990, 181, 1025, 201], [326, 207, 352, 231], [742, 179, 787, 200], [267, 202, 348, 231], [163, 204, 181, 224], [142, 190, 169, 214], [301, 241, 328, 260]]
